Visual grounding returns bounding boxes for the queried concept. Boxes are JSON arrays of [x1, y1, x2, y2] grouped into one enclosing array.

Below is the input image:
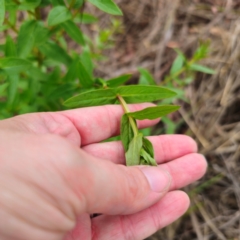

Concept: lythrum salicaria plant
[[64, 83, 180, 166]]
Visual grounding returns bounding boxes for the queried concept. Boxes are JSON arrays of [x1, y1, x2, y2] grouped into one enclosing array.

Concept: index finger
[[60, 103, 159, 146]]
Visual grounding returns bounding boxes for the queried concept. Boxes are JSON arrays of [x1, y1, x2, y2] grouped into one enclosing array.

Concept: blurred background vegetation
[[1, 0, 240, 239]]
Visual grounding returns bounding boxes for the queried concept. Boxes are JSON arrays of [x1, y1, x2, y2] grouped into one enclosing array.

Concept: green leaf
[[125, 133, 143, 166], [140, 148, 157, 166], [193, 42, 210, 60], [75, 13, 98, 24], [138, 68, 156, 85], [64, 85, 177, 108], [63, 58, 78, 82], [0, 58, 31, 74], [127, 105, 180, 120], [189, 63, 215, 74], [107, 74, 132, 87], [79, 47, 94, 77], [18, 0, 41, 10], [121, 114, 135, 152], [40, 0, 51, 7], [5, 0, 17, 11], [70, 0, 84, 8], [27, 66, 46, 81], [0, 0, 5, 26], [38, 41, 72, 66], [7, 74, 19, 105], [0, 82, 8, 95], [47, 6, 71, 26], [77, 60, 94, 88], [88, 0, 123, 15], [47, 83, 76, 100], [170, 54, 185, 76], [17, 20, 37, 58], [5, 36, 16, 57], [142, 137, 154, 157], [50, 0, 65, 5], [117, 85, 177, 103], [62, 20, 85, 45], [64, 88, 117, 108], [8, 9, 16, 26], [33, 22, 49, 46]]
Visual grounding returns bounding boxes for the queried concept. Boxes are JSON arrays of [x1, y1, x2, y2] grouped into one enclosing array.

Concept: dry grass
[[87, 0, 240, 239]]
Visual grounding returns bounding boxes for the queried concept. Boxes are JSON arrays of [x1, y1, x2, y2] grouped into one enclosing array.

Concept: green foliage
[[121, 114, 135, 152], [125, 133, 143, 166], [0, 0, 215, 166], [137, 43, 215, 135], [0, 0, 124, 119], [127, 105, 180, 120], [88, 0, 123, 15], [138, 67, 156, 85], [47, 6, 71, 26], [0, 0, 5, 26]]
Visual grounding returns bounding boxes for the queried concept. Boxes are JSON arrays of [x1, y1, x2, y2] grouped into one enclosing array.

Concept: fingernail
[[140, 167, 171, 193]]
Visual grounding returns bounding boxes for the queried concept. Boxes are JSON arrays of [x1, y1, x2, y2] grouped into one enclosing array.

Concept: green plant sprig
[[64, 83, 180, 166]]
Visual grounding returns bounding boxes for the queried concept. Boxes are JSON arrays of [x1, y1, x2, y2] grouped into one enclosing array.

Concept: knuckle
[[123, 167, 149, 203]]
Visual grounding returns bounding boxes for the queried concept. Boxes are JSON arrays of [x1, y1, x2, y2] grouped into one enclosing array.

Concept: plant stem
[[117, 95, 139, 137]]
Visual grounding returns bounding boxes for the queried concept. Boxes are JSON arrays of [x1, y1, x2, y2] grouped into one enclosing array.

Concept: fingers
[[83, 140, 207, 192], [82, 135, 198, 164], [161, 153, 207, 190], [91, 191, 190, 240], [67, 145, 206, 216], [68, 149, 171, 216], [61, 103, 159, 145], [4, 103, 158, 147]]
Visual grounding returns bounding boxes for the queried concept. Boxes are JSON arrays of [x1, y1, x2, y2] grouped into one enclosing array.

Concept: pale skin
[[0, 103, 207, 240]]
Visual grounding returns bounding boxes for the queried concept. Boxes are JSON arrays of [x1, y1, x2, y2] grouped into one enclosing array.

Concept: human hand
[[0, 104, 207, 240]]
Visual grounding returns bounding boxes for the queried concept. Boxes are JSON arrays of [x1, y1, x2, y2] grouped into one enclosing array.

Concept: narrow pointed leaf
[[189, 64, 215, 74], [18, 0, 41, 10], [125, 133, 143, 166], [142, 137, 154, 157], [77, 61, 94, 88], [0, 82, 8, 95], [170, 54, 185, 76], [79, 47, 94, 77], [88, 0, 122, 15], [38, 41, 72, 66], [121, 114, 135, 152], [0, 0, 5, 26], [138, 68, 156, 85], [47, 6, 71, 26], [140, 148, 157, 166], [50, 0, 65, 6], [127, 105, 180, 120], [117, 85, 177, 103], [64, 88, 117, 108], [69, 0, 84, 8], [5, 36, 16, 57], [62, 20, 85, 45], [33, 22, 49, 46], [63, 58, 78, 82], [17, 20, 37, 58], [0, 58, 31, 74], [7, 74, 19, 105], [107, 74, 132, 87], [75, 13, 98, 24]]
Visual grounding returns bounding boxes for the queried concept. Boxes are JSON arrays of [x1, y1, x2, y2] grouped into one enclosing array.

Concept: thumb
[[69, 149, 171, 215]]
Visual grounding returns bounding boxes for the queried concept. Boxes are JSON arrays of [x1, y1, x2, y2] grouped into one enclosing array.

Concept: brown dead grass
[[87, 0, 240, 239]]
